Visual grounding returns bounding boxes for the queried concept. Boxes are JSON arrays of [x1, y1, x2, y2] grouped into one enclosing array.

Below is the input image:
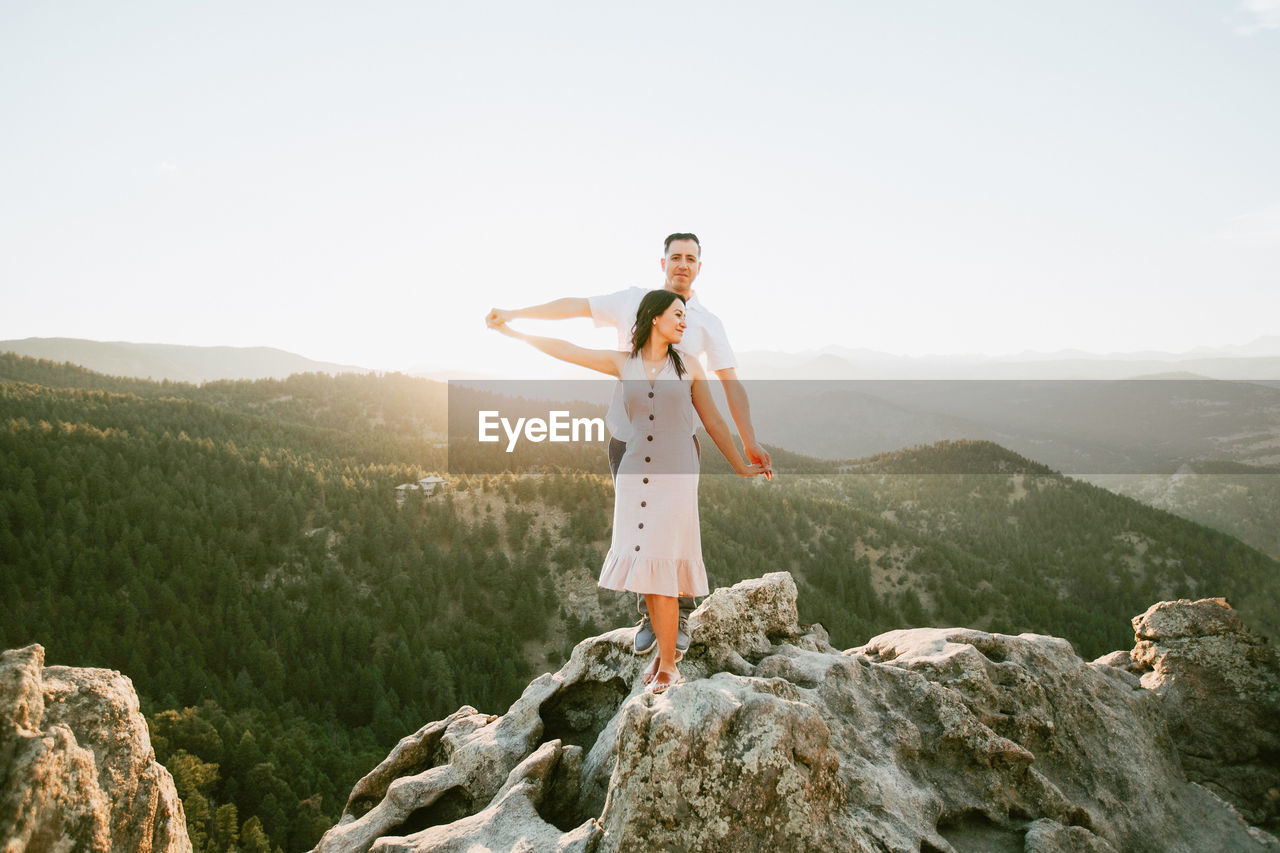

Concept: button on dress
[[597, 354, 708, 597]]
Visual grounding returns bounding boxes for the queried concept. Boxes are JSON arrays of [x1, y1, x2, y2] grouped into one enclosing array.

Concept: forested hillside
[[1083, 464, 1280, 560], [781, 442, 1280, 648], [2, 353, 1276, 851], [0, 351, 447, 442]]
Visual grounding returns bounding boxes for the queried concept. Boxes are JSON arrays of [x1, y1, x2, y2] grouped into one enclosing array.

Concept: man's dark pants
[[609, 437, 698, 621]]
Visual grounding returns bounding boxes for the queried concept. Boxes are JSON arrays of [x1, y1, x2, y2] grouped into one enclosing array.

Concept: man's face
[[661, 239, 701, 294]]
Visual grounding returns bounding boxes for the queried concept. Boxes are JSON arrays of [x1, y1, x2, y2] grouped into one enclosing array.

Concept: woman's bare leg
[[643, 590, 692, 684], [642, 654, 660, 684], [645, 593, 681, 689]]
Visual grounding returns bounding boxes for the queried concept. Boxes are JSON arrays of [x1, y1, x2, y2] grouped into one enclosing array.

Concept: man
[[485, 232, 772, 657]]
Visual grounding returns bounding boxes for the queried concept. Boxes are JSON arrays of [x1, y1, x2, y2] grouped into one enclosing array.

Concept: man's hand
[[746, 442, 774, 481], [485, 308, 513, 329]]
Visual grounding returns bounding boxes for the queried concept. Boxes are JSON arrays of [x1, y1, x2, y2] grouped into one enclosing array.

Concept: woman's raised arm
[[489, 319, 625, 378], [689, 361, 766, 477]]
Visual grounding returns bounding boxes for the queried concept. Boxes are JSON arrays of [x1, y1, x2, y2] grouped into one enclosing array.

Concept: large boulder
[[1127, 597, 1280, 828], [0, 644, 191, 853], [313, 573, 1280, 853]]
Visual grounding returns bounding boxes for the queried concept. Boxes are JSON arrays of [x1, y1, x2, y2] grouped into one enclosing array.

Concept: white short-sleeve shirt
[[588, 286, 738, 441]]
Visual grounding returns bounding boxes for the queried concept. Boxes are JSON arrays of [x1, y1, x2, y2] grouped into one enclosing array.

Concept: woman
[[490, 289, 765, 693]]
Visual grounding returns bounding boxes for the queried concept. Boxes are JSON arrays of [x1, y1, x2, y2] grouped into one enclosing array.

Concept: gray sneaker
[[634, 615, 692, 656], [634, 618, 656, 654], [676, 615, 691, 653]]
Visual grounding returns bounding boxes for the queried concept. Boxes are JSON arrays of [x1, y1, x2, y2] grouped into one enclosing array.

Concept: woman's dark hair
[[631, 289, 688, 378]]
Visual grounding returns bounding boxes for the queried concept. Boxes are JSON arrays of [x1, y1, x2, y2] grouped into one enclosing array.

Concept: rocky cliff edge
[[314, 572, 1280, 853], [0, 644, 191, 853]]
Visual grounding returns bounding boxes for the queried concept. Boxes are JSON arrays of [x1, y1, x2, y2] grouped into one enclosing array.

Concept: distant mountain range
[[731, 376, 1280, 473], [9, 337, 1280, 475], [7, 335, 1280, 384], [737, 335, 1280, 380], [0, 337, 369, 383]]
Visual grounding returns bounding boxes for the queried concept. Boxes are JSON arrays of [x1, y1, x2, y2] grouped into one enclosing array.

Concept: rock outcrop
[[0, 644, 191, 853], [1125, 597, 1280, 828], [313, 573, 1280, 853]]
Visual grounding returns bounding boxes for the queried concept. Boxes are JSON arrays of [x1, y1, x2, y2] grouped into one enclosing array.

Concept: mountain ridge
[[0, 337, 371, 383], [8, 334, 1279, 384]]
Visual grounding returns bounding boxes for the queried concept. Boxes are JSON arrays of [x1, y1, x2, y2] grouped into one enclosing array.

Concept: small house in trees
[[396, 475, 447, 505]]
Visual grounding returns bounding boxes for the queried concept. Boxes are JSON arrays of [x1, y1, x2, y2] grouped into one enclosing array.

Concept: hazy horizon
[[6, 332, 1280, 384]]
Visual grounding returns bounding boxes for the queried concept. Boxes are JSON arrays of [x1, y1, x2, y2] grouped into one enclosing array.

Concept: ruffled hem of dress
[[597, 549, 709, 597]]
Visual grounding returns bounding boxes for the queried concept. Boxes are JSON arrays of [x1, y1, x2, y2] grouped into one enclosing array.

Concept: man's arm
[[714, 367, 773, 479], [486, 298, 591, 327]]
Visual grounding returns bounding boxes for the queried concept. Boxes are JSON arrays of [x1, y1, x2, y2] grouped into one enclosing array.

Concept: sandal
[[646, 670, 684, 694], [641, 650, 683, 685]]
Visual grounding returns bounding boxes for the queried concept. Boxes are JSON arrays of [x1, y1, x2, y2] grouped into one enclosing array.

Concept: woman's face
[[653, 300, 687, 344]]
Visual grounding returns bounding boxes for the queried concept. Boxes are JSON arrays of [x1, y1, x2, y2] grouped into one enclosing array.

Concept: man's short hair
[[664, 233, 701, 256]]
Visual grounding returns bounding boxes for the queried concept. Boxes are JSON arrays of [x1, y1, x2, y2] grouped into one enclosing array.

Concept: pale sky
[[2, 1, 1278, 377]]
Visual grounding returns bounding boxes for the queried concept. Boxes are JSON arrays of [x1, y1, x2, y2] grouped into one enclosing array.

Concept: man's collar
[[678, 288, 704, 310], [650, 284, 705, 310]]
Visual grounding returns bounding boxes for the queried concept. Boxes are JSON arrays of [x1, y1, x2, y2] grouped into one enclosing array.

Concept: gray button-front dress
[[597, 354, 708, 598]]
